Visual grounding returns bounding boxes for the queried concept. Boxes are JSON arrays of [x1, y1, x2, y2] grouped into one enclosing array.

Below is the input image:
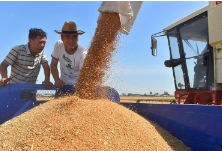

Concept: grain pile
[[75, 12, 121, 100], [0, 96, 190, 151]]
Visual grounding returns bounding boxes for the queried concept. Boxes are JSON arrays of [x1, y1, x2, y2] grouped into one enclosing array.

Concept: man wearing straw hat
[[51, 21, 87, 97]]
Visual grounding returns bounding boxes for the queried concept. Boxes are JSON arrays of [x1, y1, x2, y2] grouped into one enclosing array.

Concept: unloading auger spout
[[98, 1, 143, 35]]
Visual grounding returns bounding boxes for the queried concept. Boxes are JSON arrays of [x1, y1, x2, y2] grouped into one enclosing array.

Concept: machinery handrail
[[194, 91, 215, 104], [0, 83, 120, 102], [178, 92, 189, 104]]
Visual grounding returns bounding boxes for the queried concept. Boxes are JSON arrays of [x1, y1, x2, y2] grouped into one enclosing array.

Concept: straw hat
[[55, 21, 85, 35]]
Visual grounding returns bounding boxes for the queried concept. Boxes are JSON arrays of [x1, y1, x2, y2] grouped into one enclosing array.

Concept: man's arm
[[50, 58, 64, 88], [0, 61, 9, 86], [42, 63, 50, 82], [0, 61, 9, 79], [42, 63, 53, 89]]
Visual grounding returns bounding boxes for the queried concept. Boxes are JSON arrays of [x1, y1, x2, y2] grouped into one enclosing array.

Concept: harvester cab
[[151, 2, 222, 105]]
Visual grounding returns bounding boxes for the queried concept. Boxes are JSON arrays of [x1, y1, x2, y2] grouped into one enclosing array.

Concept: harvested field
[[120, 96, 178, 103], [0, 96, 190, 151], [121, 96, 175, 102]]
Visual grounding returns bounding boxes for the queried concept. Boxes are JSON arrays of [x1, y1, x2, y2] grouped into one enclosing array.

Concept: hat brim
[[54, 30, 85, 35]]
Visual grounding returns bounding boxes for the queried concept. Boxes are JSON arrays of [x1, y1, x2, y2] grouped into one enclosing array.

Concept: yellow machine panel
[[208, 1, 222, 86]]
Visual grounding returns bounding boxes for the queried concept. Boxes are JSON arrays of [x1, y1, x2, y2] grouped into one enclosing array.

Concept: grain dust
[[75, 12, 121, 100]]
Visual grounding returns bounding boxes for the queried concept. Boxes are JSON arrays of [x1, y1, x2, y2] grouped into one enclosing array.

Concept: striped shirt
[[4, 43, 48, 84]]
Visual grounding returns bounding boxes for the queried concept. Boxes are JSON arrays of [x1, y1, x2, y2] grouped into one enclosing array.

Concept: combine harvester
[[123, 1, 222, 150], [0, 1, 222, 151]]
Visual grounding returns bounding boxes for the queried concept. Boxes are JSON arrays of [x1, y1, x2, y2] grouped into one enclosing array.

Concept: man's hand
[[42, 80, 53, 90], [0, 78, 9, 87], [55, 79, 64, 89]]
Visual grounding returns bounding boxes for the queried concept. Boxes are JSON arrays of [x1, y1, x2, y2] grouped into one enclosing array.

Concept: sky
[[0, 1, 209, 95]]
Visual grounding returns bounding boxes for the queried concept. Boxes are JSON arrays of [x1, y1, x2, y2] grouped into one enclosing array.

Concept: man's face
[[29, 36, 46, 54], [62, 34, 78, 50]]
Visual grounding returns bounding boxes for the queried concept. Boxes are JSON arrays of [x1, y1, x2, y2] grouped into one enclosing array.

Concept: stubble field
[[120, 96, 176, 103]]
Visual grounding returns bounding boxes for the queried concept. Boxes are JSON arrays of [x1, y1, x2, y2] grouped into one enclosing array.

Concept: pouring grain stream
[[74, 12, 121, 99]]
